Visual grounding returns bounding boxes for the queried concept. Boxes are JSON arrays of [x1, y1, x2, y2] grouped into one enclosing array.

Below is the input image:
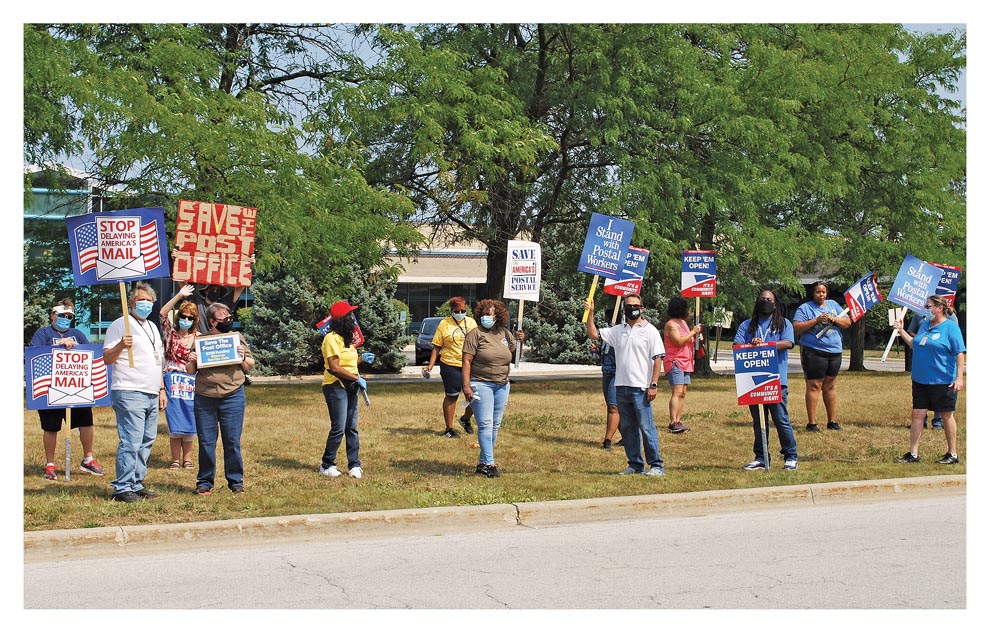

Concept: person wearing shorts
[[31, 299, 105, 480], [662, 296, 703, 434], [599, 326, 620, 450], [424, 297, 477, 438], [894, 295, 965, 464], [792, 281, 850, 432]]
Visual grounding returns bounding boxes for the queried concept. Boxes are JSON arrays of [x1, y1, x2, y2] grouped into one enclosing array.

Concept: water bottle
[[422, 365, 431, 379]]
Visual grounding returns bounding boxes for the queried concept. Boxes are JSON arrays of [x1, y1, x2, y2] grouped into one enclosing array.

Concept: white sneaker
[[319, 465, 342, 477], [743, 460, 766, 471], [784, 459, 798, 471], [349, 466, 363, 479], [619, 467, 642, 475], [644, 467, 665, 477]]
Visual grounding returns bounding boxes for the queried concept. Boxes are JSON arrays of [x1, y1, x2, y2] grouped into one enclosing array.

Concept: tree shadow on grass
[[385, 426, 442, 437], [390, 458, 476, 476], [259, 456, 318, 472]]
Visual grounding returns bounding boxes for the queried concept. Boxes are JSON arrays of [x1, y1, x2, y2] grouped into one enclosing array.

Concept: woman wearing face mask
[[662, 296, 703, 434], [185, 302, 254, 495], [461, 299, 525, 478], [318, 300, 368, 479], [792, 281, 851, 432], [733, 290, 798, 471], [424, 296, 478, 438], [159, 284, 199, 470]]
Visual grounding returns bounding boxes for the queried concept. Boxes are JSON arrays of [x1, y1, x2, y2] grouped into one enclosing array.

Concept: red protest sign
[[172, 200, 257, 287]]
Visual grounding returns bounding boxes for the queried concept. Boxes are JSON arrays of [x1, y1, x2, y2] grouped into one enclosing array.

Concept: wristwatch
[[649, 382, 658, 389]]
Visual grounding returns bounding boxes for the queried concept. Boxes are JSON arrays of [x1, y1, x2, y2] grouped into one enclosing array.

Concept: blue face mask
[[55, 317, 72, 331], [452, 312, 466, 322], [925, 308, 934, 320], [134, 300, 154, 319], [178, 318, 194, 331], [480, 315, 496, 329]]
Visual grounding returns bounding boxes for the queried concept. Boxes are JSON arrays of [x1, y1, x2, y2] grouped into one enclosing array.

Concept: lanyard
[[130, 316, 160, 355]]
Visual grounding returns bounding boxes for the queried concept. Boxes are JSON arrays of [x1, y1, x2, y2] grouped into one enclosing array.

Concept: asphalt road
[[24, 492, 964, 610]]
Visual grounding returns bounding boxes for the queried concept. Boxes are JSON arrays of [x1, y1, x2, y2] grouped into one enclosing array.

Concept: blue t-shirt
[[911, 319, 965, 385], [30, 325, 90, 347], [733, 317, 795, 387], [793, 299, 844, 353]]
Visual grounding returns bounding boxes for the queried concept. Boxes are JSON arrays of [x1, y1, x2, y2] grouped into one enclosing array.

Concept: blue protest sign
[[604, 246, 650, 296], [843, 272, 884, 323], [889, 254, 942, 313], [193, 333, 244, 368], [930, 262, 961, 309], [577, 213, 635, 279], [733, 343, 781, 405], [66, 207, 170, 286], [25, 345, 112, 410], [681, 250, 717, 298]]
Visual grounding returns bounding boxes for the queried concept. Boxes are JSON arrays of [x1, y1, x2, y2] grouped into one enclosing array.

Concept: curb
[[25, 475, 963, 562]]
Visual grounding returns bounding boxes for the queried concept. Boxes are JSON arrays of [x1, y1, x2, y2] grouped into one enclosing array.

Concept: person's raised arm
[[160, 284, 195, 318], [584, 299, 599, 341]]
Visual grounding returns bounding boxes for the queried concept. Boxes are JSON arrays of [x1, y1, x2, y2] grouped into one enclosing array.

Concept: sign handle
[[64, 409, 72, 481], [695, 297, 701, 350], [581, 275, 599, 324], [815, 307, 849, 339], [119, 281, 134, 368], [761, 406, 771, 472], [880, 307, 907, 362], [514, 300, 525, 368], [611, 297, 621, 325]]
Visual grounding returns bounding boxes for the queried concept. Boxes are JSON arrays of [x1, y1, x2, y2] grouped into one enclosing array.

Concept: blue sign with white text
[[577, 213, 635, 280]]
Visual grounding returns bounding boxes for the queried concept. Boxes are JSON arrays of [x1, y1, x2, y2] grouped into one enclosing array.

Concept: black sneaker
[[486, 464, 502, 478], [230, 483, 246, 493], [897, 452, 920, 463], [827, 421, 842, 431], [806, 423, 822, 433], [932, 419, 945, 430], [133, 488, 158, 499], [111, 491, 140, 503], [668, 421, 690, 434], [475, 464, 490, 476], [458, 415, 474, 434], [442, 428, 458, 438], [938, 452, 959, 465], [602, 439, 612, 450]]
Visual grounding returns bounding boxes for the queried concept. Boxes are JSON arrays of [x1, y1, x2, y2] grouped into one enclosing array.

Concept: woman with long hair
[[318, 300, 368, 479]]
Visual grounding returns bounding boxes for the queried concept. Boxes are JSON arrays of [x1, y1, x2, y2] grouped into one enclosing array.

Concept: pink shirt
[[662, 318, 695, 374]]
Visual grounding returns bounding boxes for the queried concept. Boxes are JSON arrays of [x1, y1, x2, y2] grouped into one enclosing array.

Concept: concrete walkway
[[24, 475, 964, 562]]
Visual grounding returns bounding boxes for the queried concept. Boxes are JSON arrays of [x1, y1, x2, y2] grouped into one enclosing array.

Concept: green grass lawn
[[23, 371, 965, 531]]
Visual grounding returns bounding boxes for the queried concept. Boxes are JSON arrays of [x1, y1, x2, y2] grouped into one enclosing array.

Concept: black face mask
[[755, 299, 774, 317], [215, 320, 233, 334], [624, 305, 643, 321], [205, 286, 227, 302]]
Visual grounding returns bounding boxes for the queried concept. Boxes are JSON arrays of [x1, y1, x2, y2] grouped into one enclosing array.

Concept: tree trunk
[[693, 336, 714, 377], [848, 318, 866, 371]]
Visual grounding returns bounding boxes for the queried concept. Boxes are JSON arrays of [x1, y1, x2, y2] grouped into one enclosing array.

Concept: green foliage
[[243, 273, 327, 376], [342, 263, 407, 373]]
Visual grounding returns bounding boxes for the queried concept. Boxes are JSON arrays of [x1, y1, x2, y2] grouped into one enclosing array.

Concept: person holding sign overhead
[[103, 282, 166, 502], [584, 295, 666, 476], [734, 290, 798, 471], [662, 296, 703, 434], [31, 299, 105, 480], [159, 284, 199, 469], [893, 295, 965, 465], [424, 296, 477, 438], [792, 281, 851, 432], [185, 302, 255, 494]]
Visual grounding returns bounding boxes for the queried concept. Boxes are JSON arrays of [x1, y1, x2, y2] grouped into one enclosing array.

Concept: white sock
[[82, 456, 93, 464]]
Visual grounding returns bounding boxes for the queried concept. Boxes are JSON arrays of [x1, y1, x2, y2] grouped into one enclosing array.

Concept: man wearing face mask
[[103, 282, 167, 502], [734, 290, 798, 471], [584, 294, 666, 476], [31, 299, 105, 480]]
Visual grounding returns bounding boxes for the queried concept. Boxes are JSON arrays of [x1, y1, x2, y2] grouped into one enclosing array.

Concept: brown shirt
[[193, 334, 253, 398], [463, 327, 514, 384]]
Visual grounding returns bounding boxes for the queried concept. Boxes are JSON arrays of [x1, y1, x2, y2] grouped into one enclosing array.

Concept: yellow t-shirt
[[322, 331, 359, 386], [431, 316, 477, 367]]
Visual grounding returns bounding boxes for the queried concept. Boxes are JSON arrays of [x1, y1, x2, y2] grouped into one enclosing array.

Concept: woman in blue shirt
[[894, 295, 965, 464], [792, 281, 851, 432]]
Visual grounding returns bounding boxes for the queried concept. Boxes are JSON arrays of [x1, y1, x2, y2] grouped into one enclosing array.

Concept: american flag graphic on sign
[[74, 222, 99, 274], [31, 353, 52, 400], [92, 356, 108, 399], [141, 220, 160, 269]]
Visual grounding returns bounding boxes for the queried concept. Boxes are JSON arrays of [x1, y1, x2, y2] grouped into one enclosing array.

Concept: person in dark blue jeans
[[185, 302, 255, 495], [319, 300, 368, 479], [733, 290, 798, 471]]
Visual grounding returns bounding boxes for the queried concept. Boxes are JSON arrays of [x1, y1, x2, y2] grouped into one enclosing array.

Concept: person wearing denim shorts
[[599, 331, 620, 450], [584, 294, 665, 476], [103, 282, 167, 503], [662, 296, 703, 435], [734, 290, 798, 471], [461, 299, 524, 478]]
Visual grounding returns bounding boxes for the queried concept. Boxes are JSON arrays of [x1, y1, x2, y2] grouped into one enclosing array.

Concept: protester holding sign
[[424, 297, 478, 438], [318, 301, 367, 479], [30, 299, 105, 480], [734, 290, 798, 471], [160, 284, 199, 470], [185, 302, 255, 494], [662, 296, 703, 434], [462, 299, 525, 478], [792, 281, 851, 432], [905, 309, 958, 429], [894, 295, 965, 465], [584, 295, 665, 476], [103, 282, 166, 502], [597, 325, 621, 450]]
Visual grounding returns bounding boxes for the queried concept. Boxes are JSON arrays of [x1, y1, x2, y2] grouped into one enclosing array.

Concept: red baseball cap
[[329, 300, 359, 319]]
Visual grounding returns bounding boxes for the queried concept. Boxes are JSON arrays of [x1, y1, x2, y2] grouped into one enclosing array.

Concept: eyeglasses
[[452, 310, 466, 314], [215, 316, 233, 323], [56, 313, 75, 320]]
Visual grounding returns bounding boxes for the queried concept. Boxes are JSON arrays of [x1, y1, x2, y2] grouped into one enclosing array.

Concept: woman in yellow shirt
[[319, 300, 367, 479], [424, 296, 478, 438]]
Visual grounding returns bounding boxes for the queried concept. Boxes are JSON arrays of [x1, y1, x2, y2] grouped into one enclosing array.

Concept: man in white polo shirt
[[584, 294, 665, 476]]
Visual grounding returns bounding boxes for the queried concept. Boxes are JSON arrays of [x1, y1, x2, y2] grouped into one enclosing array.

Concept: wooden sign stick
[[515, 300, 525, 368], [119, 281, 134, 367], [611, 297, 621, 325], [581, 275, 599, 323]]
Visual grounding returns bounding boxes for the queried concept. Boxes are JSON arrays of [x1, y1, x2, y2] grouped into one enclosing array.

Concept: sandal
[[183, 461, 194, 469], [168, 460, 181, 470]]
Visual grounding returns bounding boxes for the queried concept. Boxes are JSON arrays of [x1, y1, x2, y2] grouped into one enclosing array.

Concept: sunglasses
[[215, 316, 233, 323], [179, 314, 196, 320], [56, 313, 75, 320], [453, 310, 466, 314]]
